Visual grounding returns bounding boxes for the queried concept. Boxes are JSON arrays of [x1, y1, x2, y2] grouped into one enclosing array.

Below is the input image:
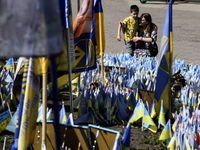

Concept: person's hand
[[117, 35, 121, 41], [119, 20, 124, 27], [119, 19, 126, 28], [132, 36, 141, 42]]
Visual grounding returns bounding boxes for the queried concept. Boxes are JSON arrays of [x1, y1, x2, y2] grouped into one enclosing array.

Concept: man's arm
[[117, 22, 122, 41], [117, 20, 125, 41]]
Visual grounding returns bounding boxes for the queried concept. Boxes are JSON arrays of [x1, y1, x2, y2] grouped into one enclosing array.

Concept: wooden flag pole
[[42, 75, 47, 149], [101, 54, 104, 84], [3, 136, 6, 150], [42, 58, 48, 149]]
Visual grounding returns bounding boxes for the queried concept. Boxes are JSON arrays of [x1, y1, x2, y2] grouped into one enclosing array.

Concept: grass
[[0, 136, 15, 143], [139, 135, 168, 150], [128, 125, 168, 150]]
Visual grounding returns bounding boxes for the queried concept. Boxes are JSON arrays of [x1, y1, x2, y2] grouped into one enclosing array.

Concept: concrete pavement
[[72, 0, 200, 65]]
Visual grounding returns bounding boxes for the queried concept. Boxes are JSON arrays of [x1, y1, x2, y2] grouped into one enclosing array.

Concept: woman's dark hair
[[140, 13, 152, 32]]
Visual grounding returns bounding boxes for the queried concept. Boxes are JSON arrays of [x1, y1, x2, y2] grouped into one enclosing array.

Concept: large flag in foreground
[[73, 0, 105, 72], [73, 0, 95, 72], [18, 58, 40, 149], [154, 0, 173, 112], [11, 58, 29, 150]]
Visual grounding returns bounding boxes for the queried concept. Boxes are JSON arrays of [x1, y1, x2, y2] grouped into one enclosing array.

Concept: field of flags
[[76, 52, 200, 149], [1, 51, 200, 149]]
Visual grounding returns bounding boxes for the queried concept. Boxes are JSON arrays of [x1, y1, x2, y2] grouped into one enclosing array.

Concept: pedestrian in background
[[131, 13, 158, 57], [117, 5, 139, 56]]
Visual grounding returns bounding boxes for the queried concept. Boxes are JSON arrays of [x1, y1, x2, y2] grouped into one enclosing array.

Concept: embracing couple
[[117, 5, 158, 57]]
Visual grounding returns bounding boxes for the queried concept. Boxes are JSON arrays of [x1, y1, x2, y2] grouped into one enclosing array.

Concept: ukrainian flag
[[150, 99, 156, 118], [143, 106, 157, 133], [135, 88, 141, 101], [129, 100, 144, 123], [167, 133, 176, 149], [59, 103, 67, 124], [126, 91, 136, 111], [0, 110, 11, 134], [159, 119, 171, 142], [94, 0, 105, 58], [11, 58, 29, 150], [18, 58, 40, 149], [4, 58, 15, 76], [158, 100, 166, 127], [154, 0, 173, 113]]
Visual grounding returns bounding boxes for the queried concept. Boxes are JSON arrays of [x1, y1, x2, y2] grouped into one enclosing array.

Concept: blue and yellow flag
[[73, 0, 96, 72], [167, 133, 176, 149], [159, 119, 171, 142], [126, 91, 136, 112], [6, 108, 19, 133], [94, 0, 105, 58], [154, 0, 173, 113], [18, 58, 40, 150], [158, 100, 166, 127], [129, 100, 144, 123], [143, 106, 157, 133], [59, 103, 67, 124], [150, 99, 156, 118], [0, 110, 11, 134], [3, 58, 15, 77], [65, 113, 74, 125], [73, 0, 105, 72], [11, 58, 29, 150]]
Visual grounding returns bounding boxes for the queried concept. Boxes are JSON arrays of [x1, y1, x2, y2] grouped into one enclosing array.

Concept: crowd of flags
[[164, 104, 200, 150], [1, 50, 200, 149], [71, 47, 200, 149]]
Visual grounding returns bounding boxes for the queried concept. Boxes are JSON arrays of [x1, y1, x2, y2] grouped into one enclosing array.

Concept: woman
[[132, 13, 158, 57]]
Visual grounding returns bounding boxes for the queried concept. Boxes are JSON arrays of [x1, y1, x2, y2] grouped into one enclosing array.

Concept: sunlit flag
[[143, 106, 157, 133], [159, 119, 171, 142], [154, 0, 173, 113], [18, 58, 40, 149], [158, 100, 166, 128]]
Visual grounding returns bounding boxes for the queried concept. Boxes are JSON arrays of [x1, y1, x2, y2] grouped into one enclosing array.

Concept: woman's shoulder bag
[[149, 42, 158, 57]]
